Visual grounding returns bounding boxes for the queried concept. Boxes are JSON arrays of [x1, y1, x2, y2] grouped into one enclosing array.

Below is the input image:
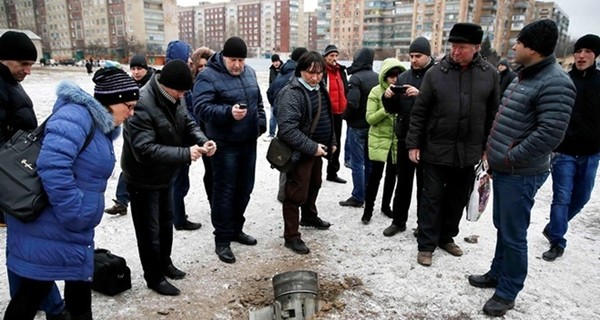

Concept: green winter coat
[[366, 58, 404, 163]]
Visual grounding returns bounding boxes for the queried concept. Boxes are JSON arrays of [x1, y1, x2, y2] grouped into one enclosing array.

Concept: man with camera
[[193, 37, 266, 264], [381, 37, 435, 237]]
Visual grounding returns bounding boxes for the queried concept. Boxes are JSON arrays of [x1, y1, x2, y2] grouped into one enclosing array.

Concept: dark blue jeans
[[171, 165, 191, 228], [115, 172, 129, 206], [269, 108, 277, 137], [7, 268, 64, 316], [210, 142, 257, 246], [546, 152, 600, 248], [345, 127, 371, 202], [489, 171, 549, 301]]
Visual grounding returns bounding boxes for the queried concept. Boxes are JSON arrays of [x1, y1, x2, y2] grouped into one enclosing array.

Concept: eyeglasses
[[123, 102, 135, 111]]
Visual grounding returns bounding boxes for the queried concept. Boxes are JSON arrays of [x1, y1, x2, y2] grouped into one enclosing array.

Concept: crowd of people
[[1, 17, 599, 318]]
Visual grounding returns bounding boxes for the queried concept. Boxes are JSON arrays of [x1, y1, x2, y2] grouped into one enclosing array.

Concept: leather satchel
[[0, 112, 95, 222], [266, 137, 296, 172]]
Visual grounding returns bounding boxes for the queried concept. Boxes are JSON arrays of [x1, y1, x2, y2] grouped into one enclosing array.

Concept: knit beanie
[[448, 23, 484, 44], [573, 34, 600, 57], [0, 31, 37, 61], [93, 67, 140, 106], [498, 58, 510, 68], [271, 54, 281, 62], [409, 37, 431, 56], [291, 47, 308, 61], [517, 19, 558, 57], [158, 60, 193, 91], [129, 54, 148, 69], [222, 37, 247, 58], [166, 40, 192, 63], [323, 44, 339, 56]]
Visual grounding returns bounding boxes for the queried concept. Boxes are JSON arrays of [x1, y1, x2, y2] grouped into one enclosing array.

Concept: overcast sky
[[177, 0, 598, 40]]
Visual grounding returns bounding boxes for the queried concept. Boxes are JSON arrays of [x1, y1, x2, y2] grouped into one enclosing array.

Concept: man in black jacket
[[122, 60, 216, 296], [405, 23, 499, 267], [497, 58, 516, 97], [541, 34, 600, 262], [381, 37, 435, 237], [338, 47, 378, 208]]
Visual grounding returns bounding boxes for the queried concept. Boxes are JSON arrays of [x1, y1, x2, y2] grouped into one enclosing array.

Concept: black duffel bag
[[92, 249, 131, 296]]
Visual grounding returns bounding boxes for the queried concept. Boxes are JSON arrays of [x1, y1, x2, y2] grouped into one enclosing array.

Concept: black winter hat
[[517, 19, 558, 57], [498, 58, 510, 68], [448, 23, 484, 44], [222, 36, 247, 58], [323, 44, 339, 56], [129, 54, 148, 69], [158, 60, 193, 91], [409, 37, 431, 56], [0, 31, 37, 61], [291, 47, 308, 61], [271, 54, 281, 62], [93, 67, 140, 106], [574, 34, 600, 57]]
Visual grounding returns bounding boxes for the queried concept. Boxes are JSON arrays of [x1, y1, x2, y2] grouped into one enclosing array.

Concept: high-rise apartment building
[[535, 1, 569, 49], [0, 0, 178, 60], [178, 6, 196, 48]]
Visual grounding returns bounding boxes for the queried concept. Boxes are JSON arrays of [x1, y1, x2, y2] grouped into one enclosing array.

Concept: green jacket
[[366, 58, 404, 163]]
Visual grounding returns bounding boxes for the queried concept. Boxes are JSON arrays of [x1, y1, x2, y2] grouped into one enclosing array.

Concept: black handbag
[[92, 249, 132, 296], [0, 112, 95, 222], [266, 91, 322, 172]]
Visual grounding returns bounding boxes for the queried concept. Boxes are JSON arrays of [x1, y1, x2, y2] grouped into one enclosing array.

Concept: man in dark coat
[[381, 36, 435, 237], [541, 34, 600, 262], [193, 37, 266, 264], [0, 30, 70, 319], [122, 60, 215, 296], [338, 47, 378, 208], [497, 58, 516, 97], [469, 20, 575, 317], [405, 23, 499, 267]]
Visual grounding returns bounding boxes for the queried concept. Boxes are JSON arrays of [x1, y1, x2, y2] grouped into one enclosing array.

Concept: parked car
[[59, 59, 76, 66]]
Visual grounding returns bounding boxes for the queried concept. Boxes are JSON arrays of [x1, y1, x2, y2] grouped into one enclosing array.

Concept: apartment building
[[178, 6, 196, 48], [0, 0, 178, 60]]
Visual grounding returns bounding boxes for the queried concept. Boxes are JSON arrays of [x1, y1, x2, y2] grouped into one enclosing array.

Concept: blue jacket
[[192, 52, 266, 144], [7, 80, 120, 282]]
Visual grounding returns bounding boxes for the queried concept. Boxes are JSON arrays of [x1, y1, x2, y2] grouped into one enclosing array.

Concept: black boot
[[361, 206, 373, 224], [46, 309, 71, 320], [70, 311, 92, 320]]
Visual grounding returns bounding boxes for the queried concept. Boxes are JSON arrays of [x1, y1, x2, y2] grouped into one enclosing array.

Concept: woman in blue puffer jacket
[[4, 66, 140, 320]]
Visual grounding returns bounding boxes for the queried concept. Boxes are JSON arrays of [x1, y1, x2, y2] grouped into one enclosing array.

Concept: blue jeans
[[546, 152, 600, 248], [7, 268, 65, 315], [115, 172, 129, 206], [210, 142, 257, 246], [489, 171, 549, 301], [269, 108, 277, 137], [346, 127, 371, 202], [171, 165, 191, 228]]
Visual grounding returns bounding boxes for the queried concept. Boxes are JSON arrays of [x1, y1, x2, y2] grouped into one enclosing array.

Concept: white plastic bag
[[466, 160, 491, 222]]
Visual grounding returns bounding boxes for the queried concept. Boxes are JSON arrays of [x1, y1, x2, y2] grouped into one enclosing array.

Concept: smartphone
[[238, 103, 247, 109], [391, 86, 407, 94]]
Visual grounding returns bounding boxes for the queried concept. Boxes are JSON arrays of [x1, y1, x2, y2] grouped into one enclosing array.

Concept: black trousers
[[4, 276, 91, 320], [417, 162, 474, 252], [326, 114, 343, 177], [391, 142, 423, 227], [364, 151, 397, 215], [128, 187, 174, 286]]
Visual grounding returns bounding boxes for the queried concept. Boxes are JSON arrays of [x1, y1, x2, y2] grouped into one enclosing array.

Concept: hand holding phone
[[238, 103, 247, 109], [390, 85, 407, 94]]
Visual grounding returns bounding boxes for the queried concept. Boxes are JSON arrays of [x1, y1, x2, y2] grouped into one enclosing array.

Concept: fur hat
[[448, 23, 484, 44], [0, 31, 37, 61], [222, 37, 247, 58], [93, 67, 140, 106], [158, 60, 193, 91], [517, 19, 558, 57], [291, 47, 308, 61], [409, 37, 431, 56], [574, 34, 600, 57], [166, 40, 192, 63], [323, 44, 339, 57], [129, 54, 148, 69]]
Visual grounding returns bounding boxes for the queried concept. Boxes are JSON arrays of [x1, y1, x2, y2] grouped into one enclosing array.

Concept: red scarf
[[326, 64, 347, 114]]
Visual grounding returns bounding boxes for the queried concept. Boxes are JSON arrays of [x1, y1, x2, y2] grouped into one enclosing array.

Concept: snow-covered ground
[[1, 65, 599, 319]]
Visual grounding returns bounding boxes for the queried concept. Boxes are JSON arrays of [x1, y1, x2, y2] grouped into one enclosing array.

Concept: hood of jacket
[[54, 80, 120, 138], [378, 58, 404, 88], [347, 48, 375, 75], [279, 60, 298, 77]]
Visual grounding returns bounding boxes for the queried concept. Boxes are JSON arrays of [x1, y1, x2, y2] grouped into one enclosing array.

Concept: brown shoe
[[417, 251, 432, 266], [439, 242, 463, 256]]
